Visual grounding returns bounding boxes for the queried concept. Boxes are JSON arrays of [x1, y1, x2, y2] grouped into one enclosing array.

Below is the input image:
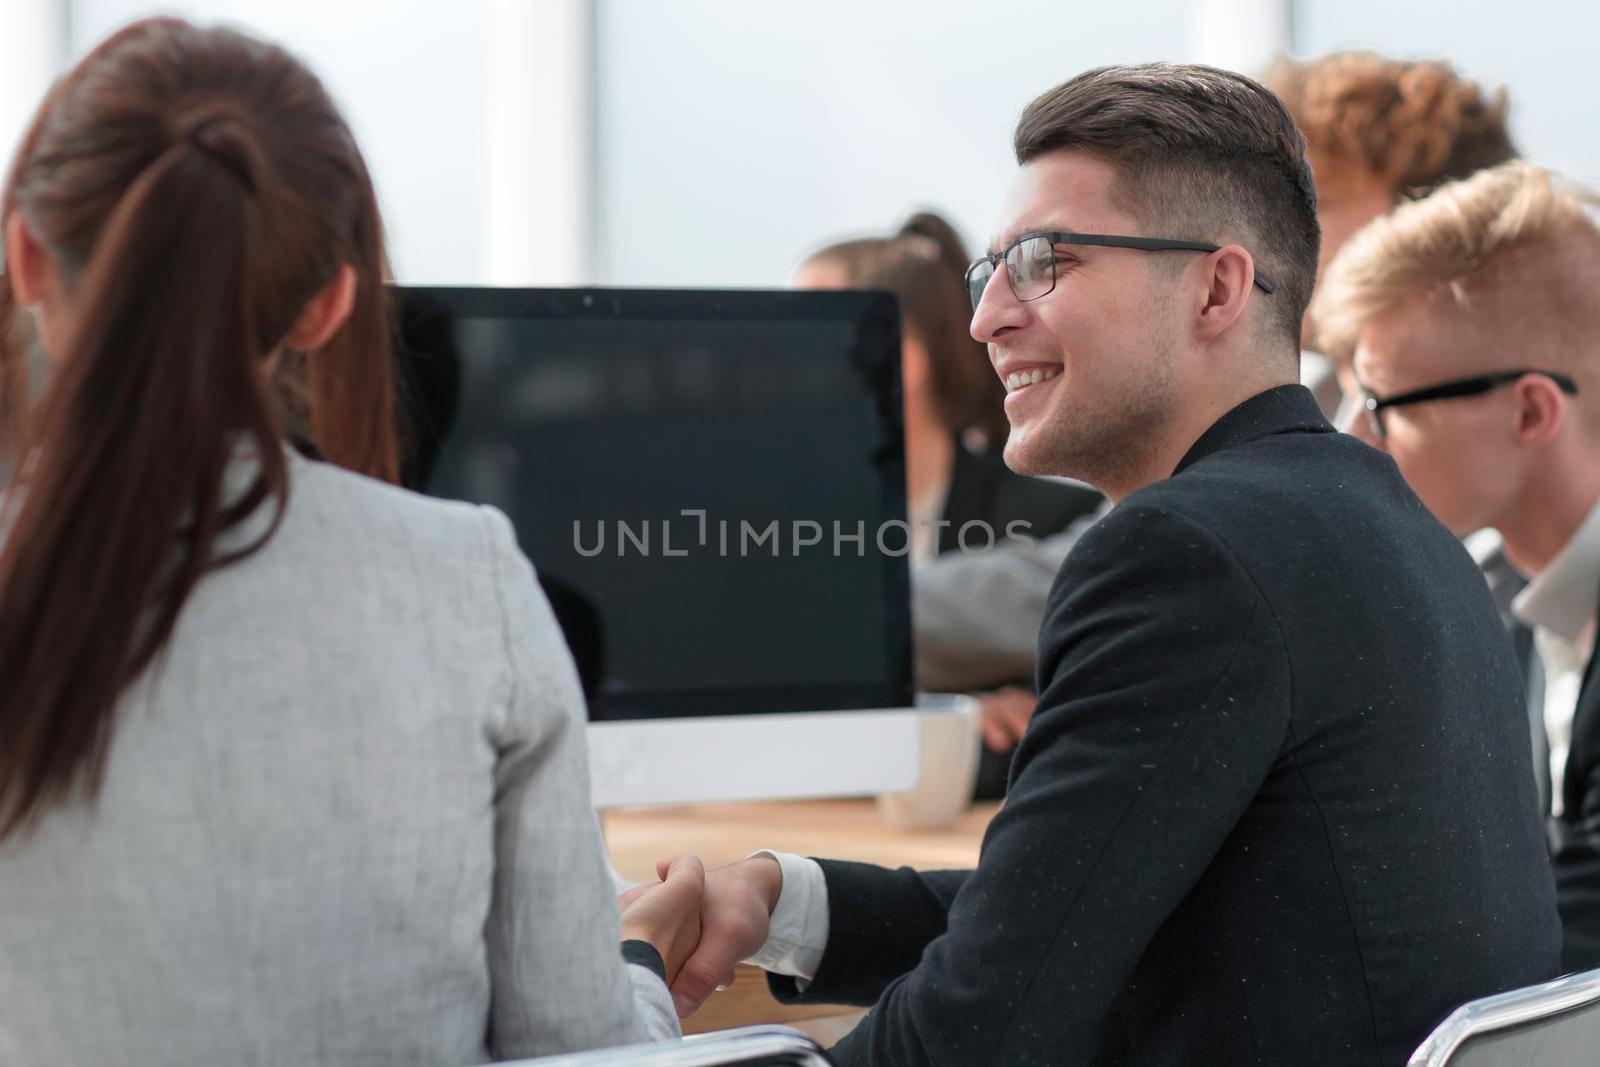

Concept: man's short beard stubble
[[1004, 293, 1182, 494]]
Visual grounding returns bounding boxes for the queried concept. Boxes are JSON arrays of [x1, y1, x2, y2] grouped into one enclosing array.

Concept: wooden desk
[[603, 797, 997, 1042]]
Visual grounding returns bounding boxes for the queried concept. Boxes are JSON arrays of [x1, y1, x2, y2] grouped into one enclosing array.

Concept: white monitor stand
[[587, 695, 971, 808]]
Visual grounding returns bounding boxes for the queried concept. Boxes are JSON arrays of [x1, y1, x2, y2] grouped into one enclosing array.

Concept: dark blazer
[[1478, 546, 1549, 809], [1481, 544, 1600, 973], [774, 385, 1560, 1066], [1551, 591, 1600, 972]]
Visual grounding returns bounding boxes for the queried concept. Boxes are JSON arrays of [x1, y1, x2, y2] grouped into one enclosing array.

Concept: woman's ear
[[5, 213, 50, 308], [284, 263, 358, 350]]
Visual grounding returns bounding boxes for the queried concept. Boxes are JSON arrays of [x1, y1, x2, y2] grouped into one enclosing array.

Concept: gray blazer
[[0, 448, 676, 1066]]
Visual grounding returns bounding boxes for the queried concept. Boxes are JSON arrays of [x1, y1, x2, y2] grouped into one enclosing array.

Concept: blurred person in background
[[1314, 161, 1600, 972], [0, 18, 695, 1066], [793, 213, 1101, 793]]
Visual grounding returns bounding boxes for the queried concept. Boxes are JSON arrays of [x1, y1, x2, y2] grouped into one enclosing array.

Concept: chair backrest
[[487, 1025, 830, 1067], [1409, 968, 1600, 1066]]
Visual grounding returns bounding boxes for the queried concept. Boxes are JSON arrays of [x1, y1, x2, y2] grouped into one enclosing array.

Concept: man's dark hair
[[1015, 63, 1320, 349]]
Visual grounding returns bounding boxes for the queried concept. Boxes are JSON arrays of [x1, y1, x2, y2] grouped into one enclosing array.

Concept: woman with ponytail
[[0, 19, 693, 1065]]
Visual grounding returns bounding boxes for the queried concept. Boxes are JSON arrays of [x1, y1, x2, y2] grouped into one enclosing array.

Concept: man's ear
[[1508, 373, 1571, 450], [5, 213, 51, 308], [283, 263, 358, 350], [1193, 244, 1255, 344]]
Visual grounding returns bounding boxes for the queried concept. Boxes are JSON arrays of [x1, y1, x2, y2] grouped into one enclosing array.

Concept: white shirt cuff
[[742, 850, 829, 982]]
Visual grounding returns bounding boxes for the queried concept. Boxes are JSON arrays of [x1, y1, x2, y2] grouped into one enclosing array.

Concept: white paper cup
[[876, 695, 981, 831]]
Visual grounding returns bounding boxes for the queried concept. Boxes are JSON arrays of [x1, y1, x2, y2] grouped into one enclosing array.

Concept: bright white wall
[[7, 0, 1280, 290], [70, 0, 499, 284], [1299, 0, 1600, 185], [0, 0, 65, 227], [592, 0, 1192, 288], [24, 0, 1600, 291]]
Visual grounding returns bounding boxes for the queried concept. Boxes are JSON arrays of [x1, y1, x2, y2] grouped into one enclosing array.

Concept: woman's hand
[[618, 853, 706, 989]]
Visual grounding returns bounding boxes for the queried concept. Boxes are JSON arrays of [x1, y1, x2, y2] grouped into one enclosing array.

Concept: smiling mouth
[[1003, 367, 1061, 394]]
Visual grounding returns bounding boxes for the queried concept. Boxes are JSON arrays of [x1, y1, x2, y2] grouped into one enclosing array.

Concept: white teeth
[[1004, 366, 1059, 393]]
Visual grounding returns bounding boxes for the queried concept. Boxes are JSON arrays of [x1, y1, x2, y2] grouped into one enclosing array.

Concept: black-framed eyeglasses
[[1358, 369, 1580, 440], [965, 230, 1279, 312]]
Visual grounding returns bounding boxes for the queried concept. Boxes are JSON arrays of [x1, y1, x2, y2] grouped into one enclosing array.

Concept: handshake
[[617, 853, 785, 1019]]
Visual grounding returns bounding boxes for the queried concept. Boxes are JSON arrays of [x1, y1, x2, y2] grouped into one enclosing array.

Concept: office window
[[593, 0, 1191, 287], [70, 0, 505, 284]]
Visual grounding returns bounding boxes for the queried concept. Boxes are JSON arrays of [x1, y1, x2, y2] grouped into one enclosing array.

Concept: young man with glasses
[[627, 66, 1559, 1065], [1316, 160, 1600, 972], [910, 49, 1517, 715]]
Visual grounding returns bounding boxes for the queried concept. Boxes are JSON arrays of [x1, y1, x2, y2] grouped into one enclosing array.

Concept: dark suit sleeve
[[780, 501, 1293, 1065], [768, 867, 970, 1005]]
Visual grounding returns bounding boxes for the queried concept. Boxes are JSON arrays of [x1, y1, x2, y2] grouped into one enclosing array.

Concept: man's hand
[[977, 685, 1037, 753], [665, 854, 785, 1018], [618, 854, 705, 989]]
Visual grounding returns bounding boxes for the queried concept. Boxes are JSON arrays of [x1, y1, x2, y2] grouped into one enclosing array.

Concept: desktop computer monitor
[[395, 286, 922, 805]]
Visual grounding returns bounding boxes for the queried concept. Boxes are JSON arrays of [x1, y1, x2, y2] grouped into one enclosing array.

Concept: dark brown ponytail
[[802, 212, 1009, 448], [0, 19, 398, 837], [898, 211, 972, 282]]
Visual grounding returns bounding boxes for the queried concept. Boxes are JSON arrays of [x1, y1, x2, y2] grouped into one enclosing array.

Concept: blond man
[[1315, 161, 1600, 971]]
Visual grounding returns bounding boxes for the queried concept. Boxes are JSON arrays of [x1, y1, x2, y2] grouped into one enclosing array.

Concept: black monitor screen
[[395, 287, 913, 721]]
